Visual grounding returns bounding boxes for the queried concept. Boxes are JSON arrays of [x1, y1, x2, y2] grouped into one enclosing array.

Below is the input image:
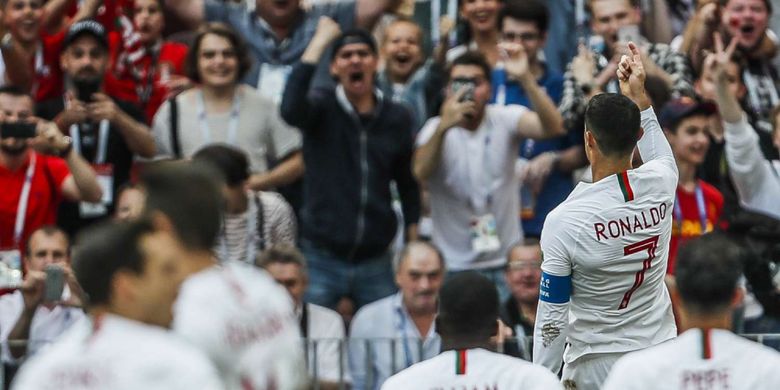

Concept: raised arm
[[355, 0, 402, 29], [280, 17, 341, 131], [413, 88, 471, 181], [618, 42, 675, 169]]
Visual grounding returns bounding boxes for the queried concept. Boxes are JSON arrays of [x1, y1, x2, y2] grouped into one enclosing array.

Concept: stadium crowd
[[0, 0, 779, 389]]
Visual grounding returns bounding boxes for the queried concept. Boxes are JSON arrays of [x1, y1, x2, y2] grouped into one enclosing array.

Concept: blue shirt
[[490, 66, 579, 237], [348, 293, 440, 390]]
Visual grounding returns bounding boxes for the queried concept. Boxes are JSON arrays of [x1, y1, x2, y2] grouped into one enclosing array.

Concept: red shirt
[[0, 152, 70, 252], [108, 33, 188, 123], [33, 30, 65, 102], [66, 0, 133, 35], [667, 180, 724, 274]]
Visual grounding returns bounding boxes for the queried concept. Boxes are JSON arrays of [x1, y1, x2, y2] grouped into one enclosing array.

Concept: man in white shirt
[[414, 49, 564, 292], [1, 226, 85, 364], [382, 271, 562, 390], [349, 241, 445, 390], [140, 162, 307, 390], [11, 220, 223, 389], [257, 244, 349, 389], [533, 43, 678, 390], [603, 234, 780, 390]]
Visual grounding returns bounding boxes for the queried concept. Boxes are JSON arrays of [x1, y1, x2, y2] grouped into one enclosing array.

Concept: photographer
[[0, 86, 102, 261], [0, 226, 86, 364], [414, 50, 563, 293], [36, 20, 155, 236]]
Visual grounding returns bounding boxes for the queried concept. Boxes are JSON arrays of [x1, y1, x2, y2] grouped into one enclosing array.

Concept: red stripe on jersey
[[456, 349, 467, 375], [702, 328, 712, 359], [617, 171, 635, 202]]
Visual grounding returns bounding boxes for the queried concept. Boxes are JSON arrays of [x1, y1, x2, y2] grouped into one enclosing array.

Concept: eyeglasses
[[501, 32, 540, 42]]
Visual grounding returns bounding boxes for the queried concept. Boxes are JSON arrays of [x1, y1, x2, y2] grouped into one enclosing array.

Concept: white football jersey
[[11, 314, 222, 390], [534, 108, 678, 373], [603, 328, 780, 390], [172, 260, 306, 390], [381, 348, 563, 390]]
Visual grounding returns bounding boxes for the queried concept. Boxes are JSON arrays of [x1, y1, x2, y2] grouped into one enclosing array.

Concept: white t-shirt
[[304, 303, 350, 384], [416, 105, 528, 270], [172, 261, 306, 390], [534, 108, 678, 373], [603, 328, 780, 390], [381, 348, 563, 390], [11, 314, 222, 390], [0, 288, 85, 363]]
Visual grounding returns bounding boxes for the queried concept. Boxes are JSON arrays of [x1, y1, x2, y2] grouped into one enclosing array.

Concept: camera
[[452, 78, 476, 103], [74, 79, 101, 103], [0, 121, 37, 139]]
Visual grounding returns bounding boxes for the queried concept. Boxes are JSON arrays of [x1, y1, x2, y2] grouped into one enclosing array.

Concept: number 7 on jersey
[[619, 235, 660, 310]]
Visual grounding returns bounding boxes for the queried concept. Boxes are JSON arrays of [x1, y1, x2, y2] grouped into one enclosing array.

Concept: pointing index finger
[[627, 42, 641, 62]]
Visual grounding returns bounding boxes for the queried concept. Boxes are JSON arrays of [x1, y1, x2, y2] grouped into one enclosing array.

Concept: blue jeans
[[301, 239, 398, 310], [447, 266, 511, 303]]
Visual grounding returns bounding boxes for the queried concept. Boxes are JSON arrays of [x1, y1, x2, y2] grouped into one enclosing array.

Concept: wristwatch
[[57, 136, 73, 158]]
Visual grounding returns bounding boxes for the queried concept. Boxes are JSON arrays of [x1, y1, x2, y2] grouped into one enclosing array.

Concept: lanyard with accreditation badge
[[197, 90, 241, 145], [69, 116, 114, 218], [673, 184, 709, 236]]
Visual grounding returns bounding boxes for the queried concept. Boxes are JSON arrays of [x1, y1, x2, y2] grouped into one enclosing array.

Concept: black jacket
[[281, 63, 420, 261]]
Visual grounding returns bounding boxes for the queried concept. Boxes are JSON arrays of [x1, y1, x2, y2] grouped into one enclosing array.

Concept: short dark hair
[[498, 0, 549, 33], [73, 220, 154, 306], [448, 51, 492, 82], [0, 85, 31, 99], [186, 23, 252, 84], [192, 144, 250, 187], [584, 93, 642, 157], [437, 272, 499, 341], [675, 233, 745, 315], [140, 161, 224, 251], [24, 225, 68, 256], [256, 244, 307, 274]]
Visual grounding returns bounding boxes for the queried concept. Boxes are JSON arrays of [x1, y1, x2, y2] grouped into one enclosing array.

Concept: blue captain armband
[[539, 272, 572, 304]]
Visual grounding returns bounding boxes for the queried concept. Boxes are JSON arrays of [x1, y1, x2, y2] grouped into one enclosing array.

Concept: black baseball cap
[[63, 20, 108, 50], [659, 97, 718, 131], [330, 29, 377, 61]]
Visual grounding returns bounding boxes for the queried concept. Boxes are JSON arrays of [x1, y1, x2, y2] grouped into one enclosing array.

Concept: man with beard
[[165, 0, 401, 102], [0, 86, 101, 260], [348, 241, 445, 390], [35, 20, 155, 236]]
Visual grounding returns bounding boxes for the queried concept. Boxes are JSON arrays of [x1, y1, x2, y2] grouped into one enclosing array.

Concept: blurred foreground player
[[533, 43, 678, 390], [11, 220, 222, 389], [603, 234, 780, 389], [140, 162, 306, 390], [381, 272, 561, 390]]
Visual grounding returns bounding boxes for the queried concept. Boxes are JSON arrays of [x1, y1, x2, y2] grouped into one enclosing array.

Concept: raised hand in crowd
[[301, 17, 343, 64], [437, 88, 476, 133], [707, 32, 741, 123], [499, 42, 531, 82]]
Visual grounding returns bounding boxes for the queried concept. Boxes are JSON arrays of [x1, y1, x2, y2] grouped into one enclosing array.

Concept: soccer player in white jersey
[[141, 162, 307, 390], [533, 43, 679, 390], [603, 234, 780, 389], [382, 272, 562, 390], [12, 220, 223, 390]]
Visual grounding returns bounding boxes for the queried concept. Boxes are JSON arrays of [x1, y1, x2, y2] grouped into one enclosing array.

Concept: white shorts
[[561, 352, 624, 390]]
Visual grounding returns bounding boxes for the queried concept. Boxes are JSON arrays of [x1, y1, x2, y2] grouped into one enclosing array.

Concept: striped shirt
[[381, 348, 562, 390]]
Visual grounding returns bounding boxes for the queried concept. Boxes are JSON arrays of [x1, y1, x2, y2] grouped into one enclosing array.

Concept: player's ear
[[730, 285, 746, 309]]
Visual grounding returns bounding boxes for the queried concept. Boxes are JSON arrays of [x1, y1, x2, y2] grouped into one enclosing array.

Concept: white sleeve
[[724, 114, 774, 208], [415, 117, 442, 147], [636, 107, 677, 177], [533, 215, 572, 374]]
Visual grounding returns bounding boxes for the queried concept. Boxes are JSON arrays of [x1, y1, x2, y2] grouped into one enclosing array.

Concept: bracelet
[[57, 136, 73, 158]]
